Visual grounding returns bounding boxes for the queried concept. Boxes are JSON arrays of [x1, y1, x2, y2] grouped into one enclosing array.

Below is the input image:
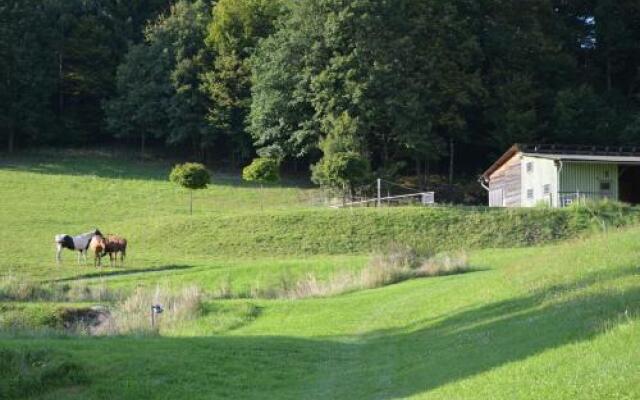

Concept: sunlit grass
[[0, 150, 639, 399]]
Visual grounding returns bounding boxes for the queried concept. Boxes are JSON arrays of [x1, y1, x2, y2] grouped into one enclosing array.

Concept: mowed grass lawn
[[0, 150, 639, 399], [0, 150, 348, 285]]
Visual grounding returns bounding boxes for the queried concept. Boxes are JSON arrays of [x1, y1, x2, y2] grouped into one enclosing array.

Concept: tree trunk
[[260, 184, 264, 211], [58, 52, 64, 115], [425, 160, 430, 186], [448, 137, 455, 184], [140, 131, 146, 158], [383, 139, 389, 167], [606, 54, 612, 92], [7, 124, 15, 153], [415, 158, 423, 189]]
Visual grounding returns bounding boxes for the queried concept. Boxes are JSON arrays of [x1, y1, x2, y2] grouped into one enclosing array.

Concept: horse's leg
[[77, 251, 81, 265], [56, 244, 62, 265], [109, 252, 114, 268]]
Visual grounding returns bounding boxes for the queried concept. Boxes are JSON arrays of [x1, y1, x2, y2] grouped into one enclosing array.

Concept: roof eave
[[481, 144, 521, 180]]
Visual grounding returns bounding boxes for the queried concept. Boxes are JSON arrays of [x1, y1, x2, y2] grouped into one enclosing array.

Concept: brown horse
[[88, 234, 107, 267], [102, 235, 127, 267]]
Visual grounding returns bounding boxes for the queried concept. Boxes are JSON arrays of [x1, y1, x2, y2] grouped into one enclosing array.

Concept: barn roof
[[482, 144, 640, 179]]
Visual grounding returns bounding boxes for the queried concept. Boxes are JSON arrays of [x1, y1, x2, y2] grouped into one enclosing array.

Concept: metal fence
[[329, 192, 436, 208], [558, 191, 613, 207]]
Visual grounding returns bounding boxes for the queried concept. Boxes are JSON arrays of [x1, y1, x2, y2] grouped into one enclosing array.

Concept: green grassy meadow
[[1, 150, 639, 399]]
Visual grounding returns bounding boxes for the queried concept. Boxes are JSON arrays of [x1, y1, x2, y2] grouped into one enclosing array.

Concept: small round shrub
[[311, 151, 370, 190], [169, 163, 210, 190], [242, 158, 280, 184]]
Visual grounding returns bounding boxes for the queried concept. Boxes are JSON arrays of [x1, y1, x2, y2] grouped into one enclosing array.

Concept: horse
[[55, 229, 102, 265], [101, 234, 127, 267], [88, 234, 107, 268]]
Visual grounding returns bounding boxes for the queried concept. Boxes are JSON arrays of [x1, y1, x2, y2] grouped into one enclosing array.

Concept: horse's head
[[93, 229, 103, 237]]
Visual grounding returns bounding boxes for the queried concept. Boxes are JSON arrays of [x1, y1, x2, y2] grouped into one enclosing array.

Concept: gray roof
[[482, 144, 640, 179], [522, 153, 640, 163]]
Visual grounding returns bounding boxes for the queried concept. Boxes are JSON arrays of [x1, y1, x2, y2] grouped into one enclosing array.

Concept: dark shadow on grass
[[22, 266, 640, 399], [0, 150, 169, 181], [50, 265, 198, 282], [0, 150, 312, 188]]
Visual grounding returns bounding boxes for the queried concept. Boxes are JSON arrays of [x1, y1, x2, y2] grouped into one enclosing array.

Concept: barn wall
[[559, 163, 619, 201], [521, 156, 558, 207], [488, 154, 522, 207]]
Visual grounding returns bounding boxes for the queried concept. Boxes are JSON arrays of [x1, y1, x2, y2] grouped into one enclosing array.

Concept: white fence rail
[[330, 192, 435, 208]]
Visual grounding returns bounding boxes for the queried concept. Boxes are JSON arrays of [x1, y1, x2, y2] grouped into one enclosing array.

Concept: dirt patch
[[58, 306, 111, 334]]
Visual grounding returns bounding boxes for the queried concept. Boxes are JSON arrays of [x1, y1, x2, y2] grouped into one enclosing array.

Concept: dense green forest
[[2, 0, 640, 183]]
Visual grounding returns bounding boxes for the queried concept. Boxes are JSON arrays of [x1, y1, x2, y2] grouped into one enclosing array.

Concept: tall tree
[[105, 0, 213, 159], [251, 0, 483, 182], [0, 1, 57, 152], [104, 42, 173, 155], [249, 0, 327, 160], [203, 0, 283, 166]]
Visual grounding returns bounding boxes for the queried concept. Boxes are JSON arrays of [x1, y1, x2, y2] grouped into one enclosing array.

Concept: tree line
[[2, 0, 640, 186]]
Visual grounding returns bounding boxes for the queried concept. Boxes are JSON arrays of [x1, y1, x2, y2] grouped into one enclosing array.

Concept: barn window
[[600, 181, 611, 192], [526, 162, 534, 173], [527, 189, 534, 200], [543, 184, 550, 195]]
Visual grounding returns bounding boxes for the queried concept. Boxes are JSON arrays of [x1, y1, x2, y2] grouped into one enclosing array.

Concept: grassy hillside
[[2, 228, 639, 399], [1, 150, 638, 281], [1, 150, 639, 399]]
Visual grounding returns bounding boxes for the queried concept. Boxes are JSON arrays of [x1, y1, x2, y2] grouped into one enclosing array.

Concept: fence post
[[377, 178, 381, 207]]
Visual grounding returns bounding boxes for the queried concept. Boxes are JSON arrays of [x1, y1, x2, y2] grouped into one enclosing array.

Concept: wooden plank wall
[[489, 155, 522, 207]]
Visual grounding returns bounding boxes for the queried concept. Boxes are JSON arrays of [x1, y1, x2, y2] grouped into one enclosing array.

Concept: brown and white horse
[[88, 234, 107, 267]]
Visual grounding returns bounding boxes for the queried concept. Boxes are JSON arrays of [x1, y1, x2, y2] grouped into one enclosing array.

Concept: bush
[[311, 152, 370, 195], [169, 163, 211, 214], [169, 162, 210, 190], [242, 158, 280, 184], [311, 112, 370, 196]]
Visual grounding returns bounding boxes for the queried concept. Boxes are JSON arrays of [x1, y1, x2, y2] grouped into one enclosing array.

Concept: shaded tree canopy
[[1, 0, 640, 184]]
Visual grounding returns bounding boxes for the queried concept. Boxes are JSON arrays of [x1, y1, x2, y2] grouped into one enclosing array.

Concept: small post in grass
[[150, 304, 164, 329], [169, 163, 211, 215], [242, 157, 281, 211]]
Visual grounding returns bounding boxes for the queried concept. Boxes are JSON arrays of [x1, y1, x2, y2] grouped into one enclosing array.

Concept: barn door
[[489, 189, 504, 207]]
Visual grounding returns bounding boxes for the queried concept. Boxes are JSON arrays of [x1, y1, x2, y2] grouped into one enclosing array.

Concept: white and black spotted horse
[[55, 229, 102, 265]]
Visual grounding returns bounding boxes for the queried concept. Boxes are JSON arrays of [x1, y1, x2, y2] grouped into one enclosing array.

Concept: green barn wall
[[559, 163, 619, 200]]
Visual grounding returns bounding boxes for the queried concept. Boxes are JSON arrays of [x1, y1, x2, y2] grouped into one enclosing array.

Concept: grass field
[[1, 150, 639, 399]]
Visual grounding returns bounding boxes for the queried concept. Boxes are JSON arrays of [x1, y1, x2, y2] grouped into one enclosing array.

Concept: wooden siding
[[489, 155, 521, 206], [559, 163, 619, 199]]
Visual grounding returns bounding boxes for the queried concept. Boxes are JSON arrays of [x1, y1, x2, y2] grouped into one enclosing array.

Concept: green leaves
[[203, 0, 283, 165], [311, 112, 370, 194], [105, 0, 212, 155], [170, 163, 211, 190], [242, 157, 281, 183]]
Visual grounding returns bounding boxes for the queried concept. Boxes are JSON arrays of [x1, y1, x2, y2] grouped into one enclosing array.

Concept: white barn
[[480, 144, 640, 207]]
